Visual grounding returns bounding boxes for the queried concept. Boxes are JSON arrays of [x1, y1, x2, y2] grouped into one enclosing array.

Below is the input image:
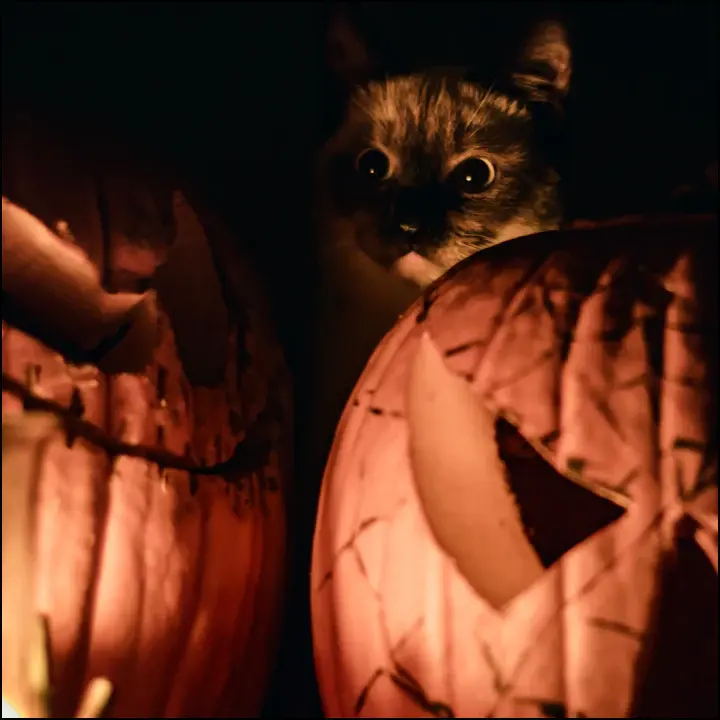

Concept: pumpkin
[[311, 214, 717, 718], [1, 113, 292, 718]]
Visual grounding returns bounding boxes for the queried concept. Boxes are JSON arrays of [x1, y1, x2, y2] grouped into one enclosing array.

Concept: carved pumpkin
[[1, 114, 292, 718], [311, 215, 717, 718]]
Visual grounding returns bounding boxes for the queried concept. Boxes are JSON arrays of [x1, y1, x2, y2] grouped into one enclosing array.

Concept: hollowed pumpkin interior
[[495, 417, 626, 571]]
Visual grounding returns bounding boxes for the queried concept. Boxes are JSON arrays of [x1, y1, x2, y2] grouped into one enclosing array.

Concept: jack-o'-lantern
[[2, 113, 292, 718], [311, 215, 717, 718]]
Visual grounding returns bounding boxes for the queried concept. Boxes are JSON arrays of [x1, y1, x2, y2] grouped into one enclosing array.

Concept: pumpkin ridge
[[156, 495, 205, 717], [71, 452, 113, 717], [126, 463, 170, 715], [161, 488, 213, 717], [103, 456, 153, 715], [182, 491, 249, 716], [219, 496, 267, 715]]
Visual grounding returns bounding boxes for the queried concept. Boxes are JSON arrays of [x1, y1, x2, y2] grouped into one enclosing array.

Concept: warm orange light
[[2, 136, 291, 717], [311, 215, 718, 718]]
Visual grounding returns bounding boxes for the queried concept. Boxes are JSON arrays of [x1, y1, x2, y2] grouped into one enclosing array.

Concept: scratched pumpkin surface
[[1, 116, 291, 717], [311, 215, 717, 718]]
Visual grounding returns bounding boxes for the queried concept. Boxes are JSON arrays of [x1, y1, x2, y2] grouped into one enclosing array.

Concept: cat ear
[[326, 3, 375, 88], [511, 21, 571, 104]]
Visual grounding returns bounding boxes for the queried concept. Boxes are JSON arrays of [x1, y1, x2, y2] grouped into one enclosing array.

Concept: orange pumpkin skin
[[2, 118, 292, 718], [311, 215, 717, 718]]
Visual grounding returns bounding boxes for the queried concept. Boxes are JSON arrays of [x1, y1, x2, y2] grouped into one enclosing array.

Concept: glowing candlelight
[[1, 414, 113, 719], [2, 696, 21, 719], [1, 675, 113, 719], [2, 414, 56, 718]]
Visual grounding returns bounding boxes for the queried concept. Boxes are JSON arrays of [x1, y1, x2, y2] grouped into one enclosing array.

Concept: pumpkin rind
[[311, 215, 717, 718], [2, 115, 292, 717]]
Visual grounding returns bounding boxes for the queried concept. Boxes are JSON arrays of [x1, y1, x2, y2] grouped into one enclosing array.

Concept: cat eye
[[355, 148, 391, 182], [447, 157, 496, 195]]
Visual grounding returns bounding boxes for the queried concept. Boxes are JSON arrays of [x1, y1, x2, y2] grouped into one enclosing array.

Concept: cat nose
[[399, 222, 419, 235], [393, 188, 430, 238]]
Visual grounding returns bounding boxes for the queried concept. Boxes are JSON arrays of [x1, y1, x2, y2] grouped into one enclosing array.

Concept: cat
[[310, 5, 572, 458]]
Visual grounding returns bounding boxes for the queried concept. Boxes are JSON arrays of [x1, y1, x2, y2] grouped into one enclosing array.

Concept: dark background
[[2, 2, 716, 717]]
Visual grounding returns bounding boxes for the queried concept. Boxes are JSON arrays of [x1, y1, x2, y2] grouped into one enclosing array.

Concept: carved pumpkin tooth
[[407, 332, 544, 610]]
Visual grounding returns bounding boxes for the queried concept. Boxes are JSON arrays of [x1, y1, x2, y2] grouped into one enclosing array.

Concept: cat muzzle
[[391, 250, 445, 287], [398, 222, 422, 254], [390, 186, 448, 251]]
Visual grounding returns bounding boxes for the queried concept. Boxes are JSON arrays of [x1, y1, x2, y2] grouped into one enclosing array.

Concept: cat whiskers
[[465, 80, 498, 134]]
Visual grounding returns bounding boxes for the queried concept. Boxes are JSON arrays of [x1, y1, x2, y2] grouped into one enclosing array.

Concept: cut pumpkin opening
[[495, 417, 626, 571], [407, 332, 627, 611]]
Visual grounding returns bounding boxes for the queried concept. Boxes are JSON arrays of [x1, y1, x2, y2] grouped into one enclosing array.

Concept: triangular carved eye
[[495, 418, 626, 570], [407, 333, 626, 611]]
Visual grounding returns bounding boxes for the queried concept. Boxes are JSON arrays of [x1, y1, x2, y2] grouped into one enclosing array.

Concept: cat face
[[317, 11, 572, 287]]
